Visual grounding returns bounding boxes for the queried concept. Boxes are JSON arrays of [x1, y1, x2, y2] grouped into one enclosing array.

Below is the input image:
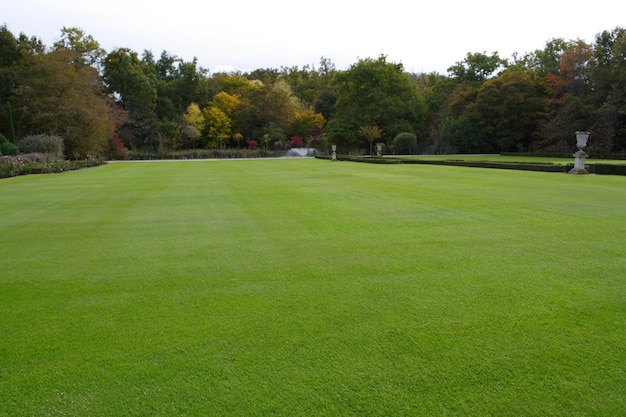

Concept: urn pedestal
[[568, 131, 590, 175]]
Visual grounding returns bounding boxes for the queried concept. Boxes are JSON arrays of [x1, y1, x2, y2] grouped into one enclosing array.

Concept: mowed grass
[[1, 159, 625, 416]]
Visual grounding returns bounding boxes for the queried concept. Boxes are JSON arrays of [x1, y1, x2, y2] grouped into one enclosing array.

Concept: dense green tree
[[142, 51, 209, 122], [537, 41, 594, 150], [251, 80, 302, 139], [410, 72, 457, 146], [325, 55, 427, 149], [590, 27, 626, 151], [259, 123, 287, 149], [280, 65, 317, 107], [170, 59, 209, 110], [11, 49, 115, 157], [52, 26, 106, 67], [439, 116, 486, 153], [515, 38, 576, 76], [0, 26, 45, 139], [0, 26, 19, 140], [447, 51, 507, 85], [247, 68, 281, 84], [279, 57, 337, 120], [0, 26, 114, 157], [466, 71, 545, 152], [103, 48, 157, 115], [0, 25, 21, 68], [156, 120, 180, 151], [103, 48, 158, 149]]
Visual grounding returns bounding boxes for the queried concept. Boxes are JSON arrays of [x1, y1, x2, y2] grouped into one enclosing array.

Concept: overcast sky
[[4, 0, 625, 74]]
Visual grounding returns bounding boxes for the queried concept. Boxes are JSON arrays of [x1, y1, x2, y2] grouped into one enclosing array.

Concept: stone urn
[[569, 131, 590, 174], [375, 142, 383, 157], [575, 131, 590, 149]]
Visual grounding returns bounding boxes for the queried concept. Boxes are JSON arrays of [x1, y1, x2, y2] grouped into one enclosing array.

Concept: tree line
[[1, 24, 625, 158]]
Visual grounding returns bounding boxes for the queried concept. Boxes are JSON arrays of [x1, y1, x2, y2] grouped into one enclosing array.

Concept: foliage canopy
[[1, 25, 626, 157]]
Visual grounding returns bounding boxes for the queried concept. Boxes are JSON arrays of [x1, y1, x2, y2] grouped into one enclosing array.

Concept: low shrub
[[402, 158, 573, 172], [394, 132, 417, 155], [0, 153, 106, 179], [587, 164, 626, 175], [0, 156, 20, 178], [288, 137, 304, 148], [325, 155, 402, 164], [107, 135, 127, 160], [0, 134, 19, 155], [17, 135, 64, 160], [502, 151, 626, 160], [0, 154, 45, 178]]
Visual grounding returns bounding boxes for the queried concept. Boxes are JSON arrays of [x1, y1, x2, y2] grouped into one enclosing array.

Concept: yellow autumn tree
[[359, 125, 383, 155], [183, 103, 204, 147], [290, 108, 326, 139], [212, 91, 240, 116], [202, 106, 232, 148]]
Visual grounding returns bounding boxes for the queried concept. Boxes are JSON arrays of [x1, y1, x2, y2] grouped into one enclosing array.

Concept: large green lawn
[[1, 159, 625, 416]]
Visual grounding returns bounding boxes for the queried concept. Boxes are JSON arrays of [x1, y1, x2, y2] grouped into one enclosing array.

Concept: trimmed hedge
[[126, 149, 285, 160], [502, 152, 626, 160], [394, 132, 418, 155], [586, 164, 626, 175], [318, 155, 402, 164], [403, 159, 573, 172], [315, 155, 626, 176]]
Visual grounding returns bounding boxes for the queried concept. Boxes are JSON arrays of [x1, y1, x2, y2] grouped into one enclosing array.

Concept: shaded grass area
[[1, 160, 625, 416]]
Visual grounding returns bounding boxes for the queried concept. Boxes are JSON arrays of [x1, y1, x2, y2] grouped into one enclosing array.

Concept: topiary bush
[[0, 133, 19, 156], [0, 142, 19, 156], [17, 135, 64, 160], [394, 132, 417, 155]]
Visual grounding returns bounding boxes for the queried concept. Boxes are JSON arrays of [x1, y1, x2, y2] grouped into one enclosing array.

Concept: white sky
[[3, 0, 625, 74]]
